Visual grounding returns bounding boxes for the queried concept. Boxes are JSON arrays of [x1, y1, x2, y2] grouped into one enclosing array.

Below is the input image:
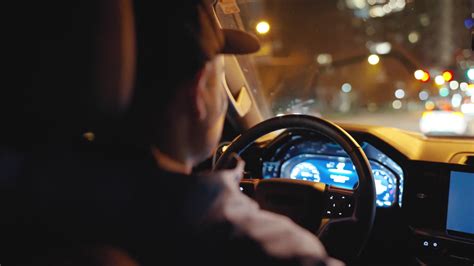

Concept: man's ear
[[189, 67, 208, 121]]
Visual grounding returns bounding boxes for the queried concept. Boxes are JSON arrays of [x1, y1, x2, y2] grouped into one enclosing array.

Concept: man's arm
[[203, 165, 344, 266]]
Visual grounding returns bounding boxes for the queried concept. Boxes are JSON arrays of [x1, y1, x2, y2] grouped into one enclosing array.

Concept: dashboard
[[261, 137, 404, 208], [234, 125, 474, 265]]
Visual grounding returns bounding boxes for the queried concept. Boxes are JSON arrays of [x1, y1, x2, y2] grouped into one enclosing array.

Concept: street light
[[367, 54, 380, 65], [256, 21, 270, 35]]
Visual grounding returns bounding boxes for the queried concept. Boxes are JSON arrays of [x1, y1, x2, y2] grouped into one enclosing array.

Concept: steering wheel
[[215, 115, 376, 262]]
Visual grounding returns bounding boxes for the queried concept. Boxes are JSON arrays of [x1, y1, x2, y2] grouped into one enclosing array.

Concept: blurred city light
[[468, 68, 474, 80], [451, 94, 462, 108], [256, 21, 270, 35], [414, 70, 430, 82], [316, 53, 332, 65], [371, 42, 392, 54], [368, 54, 380, 65], [408, 31, 420, 43], [461, 103, 474, 114], [394, 89, 405, 99], [460, 82, 468, 91], [418, 91, 429, 101], [434, 75, 445, 85], [346, 0, 367, 9], [392, 100, 402, 109], [442, 70, 454, 82], [425, 101, 435, 110], [449, 80, 459, 90], [439, 87, 449, 97], [369, 6, 385, 18], [420, 111, 467, 135], [341, 83, 352, 93], [414, 70, 425, 80]]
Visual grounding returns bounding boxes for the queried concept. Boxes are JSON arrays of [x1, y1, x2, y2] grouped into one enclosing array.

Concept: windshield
[[216, 0, 474, 136]]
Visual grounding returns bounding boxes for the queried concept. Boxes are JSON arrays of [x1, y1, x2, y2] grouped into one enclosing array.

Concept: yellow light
[[442, 71, 453, 82], [421, 72, 430, 82], [256, 21, 270, 35], [422, 111, 433, 118], [425, 101, 435, 110], [368, 54, 380, 65], [452, 112, 464, 118]]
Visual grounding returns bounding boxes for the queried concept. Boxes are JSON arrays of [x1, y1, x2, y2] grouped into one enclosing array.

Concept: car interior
[[1, 0, 473, 266]]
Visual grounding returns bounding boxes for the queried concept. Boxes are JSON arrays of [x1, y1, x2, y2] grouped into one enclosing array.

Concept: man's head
[[132, 0, 259, 168]]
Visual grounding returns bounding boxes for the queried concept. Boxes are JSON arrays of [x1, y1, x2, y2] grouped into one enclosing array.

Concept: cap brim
[[221, 29, 261, 55]]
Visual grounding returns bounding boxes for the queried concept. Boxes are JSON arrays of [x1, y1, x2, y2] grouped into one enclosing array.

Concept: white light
[[392, 100, 402, 109], [368, 54, 380, 65], [461, 103, 474, 114], [420, 111, 467, 135], [382, 4, 392, 14], [395, 0, 406, 9], [341, 83, 352, 93], [373, 42, 392, 54], [434, 75, 445, 85], [346, 0, 367, 9], [408, 31, 420, 43], [316, 53, 332, 65], [468, 68, 474, 80], [460, 82, 468, 91], [395, 89, 405, 99], [419, 91, 429, 101], [389, 0, 398, 9], [369, 6, 385, 18], [451, 94, 462, 108], [414, 70, 425, 80], [256, 21, 270, 35], [449, 80, 459, 90]]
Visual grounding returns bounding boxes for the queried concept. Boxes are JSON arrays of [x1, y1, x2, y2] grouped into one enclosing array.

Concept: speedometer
[[289, 162, 321, 182], [277, 154, 399, 207]]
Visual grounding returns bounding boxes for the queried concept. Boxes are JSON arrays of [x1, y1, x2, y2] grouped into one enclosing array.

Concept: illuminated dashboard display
[[279, 154, 397, 207]]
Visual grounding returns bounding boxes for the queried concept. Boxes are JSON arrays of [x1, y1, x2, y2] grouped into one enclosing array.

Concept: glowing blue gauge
[[279, 154, 398, 207], [289, 162, 321, 182], [372, 168, 397, 207]]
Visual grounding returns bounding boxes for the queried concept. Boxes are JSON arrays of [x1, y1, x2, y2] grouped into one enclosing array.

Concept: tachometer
[[373, 168, 397, 207]]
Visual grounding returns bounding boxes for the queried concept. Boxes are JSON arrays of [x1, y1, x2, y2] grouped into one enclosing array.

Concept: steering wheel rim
[[215, 115, 376, 261]]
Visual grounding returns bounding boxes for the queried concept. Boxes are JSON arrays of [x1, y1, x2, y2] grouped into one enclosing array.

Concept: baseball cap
[[194, 0, 261, 60], [166, 0, 260, 67]]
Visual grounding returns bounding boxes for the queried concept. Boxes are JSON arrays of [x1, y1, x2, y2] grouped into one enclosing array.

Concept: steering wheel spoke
[[323, 186, 355, 220]]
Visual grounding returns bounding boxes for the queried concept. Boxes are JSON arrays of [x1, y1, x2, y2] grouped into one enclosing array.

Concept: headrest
[[1, 0, 135, 146]]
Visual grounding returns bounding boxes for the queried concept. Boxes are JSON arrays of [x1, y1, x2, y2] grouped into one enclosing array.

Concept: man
[[128, 0, 344, 265]]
